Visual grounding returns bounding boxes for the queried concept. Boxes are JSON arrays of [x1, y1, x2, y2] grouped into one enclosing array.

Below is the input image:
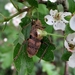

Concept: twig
[[10, 0, 19, 11], [62, 31, 69, 75], [64, 61, 69, 75], [0, 7, 31, 23], [0, 13, 6, 18]]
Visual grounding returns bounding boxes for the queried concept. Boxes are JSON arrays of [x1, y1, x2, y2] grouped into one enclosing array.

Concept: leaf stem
[[0, 13, 6, 18], [47, 33, 66, 38], [37, 29, 67, 38]]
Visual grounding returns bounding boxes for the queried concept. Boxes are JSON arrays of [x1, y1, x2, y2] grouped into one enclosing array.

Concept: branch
[[10, 0, 19, 11], [0, 7, 31, 23], [64, 61, 69, 75]]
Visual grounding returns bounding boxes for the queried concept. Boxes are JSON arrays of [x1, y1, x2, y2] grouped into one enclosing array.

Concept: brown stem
[[64, 61, 69, 75], [62, 31, 69, 75], [0, 7, 31, 23]]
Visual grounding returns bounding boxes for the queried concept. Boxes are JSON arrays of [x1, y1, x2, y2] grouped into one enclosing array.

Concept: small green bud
[[37, 29, 48, 38]]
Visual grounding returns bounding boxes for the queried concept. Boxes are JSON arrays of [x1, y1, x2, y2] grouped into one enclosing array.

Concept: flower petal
[[19, 12, 27, 19], [64, 40, 74, 52], [5, 3, 14, 11], [68, 52, 75, 68], [70, 15, 75, 31], [53, 21, 66, 31], [50, 9, 58, 17], [42, 0, 47, 1], [66, 33, 75, 45], [5, 2, 17, 14], [62, 12, 71, 17], [50, 0, 57, 3], [44, 15, 54, 25], [64, 40, 69, 50], [61, 12, 71, 23], [12, 17, 21, 27], [62, 17, 69, 23]]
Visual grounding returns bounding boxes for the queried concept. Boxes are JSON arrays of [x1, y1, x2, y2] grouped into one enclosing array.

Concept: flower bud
[[37, 29, 48, 38]]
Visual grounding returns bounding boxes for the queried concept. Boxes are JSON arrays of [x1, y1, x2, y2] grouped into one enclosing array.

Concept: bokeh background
[[0, 0, 75, 75]]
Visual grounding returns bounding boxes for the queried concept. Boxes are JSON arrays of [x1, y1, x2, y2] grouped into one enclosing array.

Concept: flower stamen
[[54, 13, 61, 20]]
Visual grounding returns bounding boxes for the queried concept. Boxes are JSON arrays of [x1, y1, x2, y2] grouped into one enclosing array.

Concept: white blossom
[[64, 33, 75, 68], [12, 17, 21, 27], [12, 12, 27, 27], [42, 0, 57, 3], [5, 2, 17, 15], [68, 53, 75, 68], [5, 2, 27, 27], [70, 15, 75, 31], [45, 9, 71, 31], [50, 0, 57, 3]]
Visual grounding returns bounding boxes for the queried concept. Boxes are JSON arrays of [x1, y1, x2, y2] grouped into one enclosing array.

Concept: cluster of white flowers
[[45, 9, 75, 68], [5, 2, 27, 27], [45, 9, 71, 31], [45, 9, 75, 31], [64, 33, 75, 68]]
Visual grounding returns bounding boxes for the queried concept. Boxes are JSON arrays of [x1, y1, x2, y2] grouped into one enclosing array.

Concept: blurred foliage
[[41, 61, 59, 75]]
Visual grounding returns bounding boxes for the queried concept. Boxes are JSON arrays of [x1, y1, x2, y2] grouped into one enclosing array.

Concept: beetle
[[14, 19, 45, 60], [27, 19, 44, 57], [14, 19, 54, 61]]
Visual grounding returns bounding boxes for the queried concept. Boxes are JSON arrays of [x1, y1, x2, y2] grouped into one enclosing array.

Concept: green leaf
[[61, 51, 72, 61], [57, 4, 64, 12], [14, 43, 34, 75], [14, 32, 24, 45], [0, 0, 10, 17], [38, 13, 53, 33], [20, 17, 31, 39], [65, 24, 74, 35], [14, 17, 34, 74], [68, 0, 75, 13], [37, 4, 49, 15], [37, 37, 55, 61], [42, 61, 59, 75], [20, 16, 31, 27], [14, 43, 21, 70], [26, 0, 38, 7], [1, 50, 13, 69], [47, 1, 57, 9]]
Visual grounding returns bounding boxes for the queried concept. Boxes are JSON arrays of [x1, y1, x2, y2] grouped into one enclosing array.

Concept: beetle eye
[[32, 20, 35, 25], [34, 32, 37, 37], [35, 24, 38, 26], [30, 35, 32, 38]]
